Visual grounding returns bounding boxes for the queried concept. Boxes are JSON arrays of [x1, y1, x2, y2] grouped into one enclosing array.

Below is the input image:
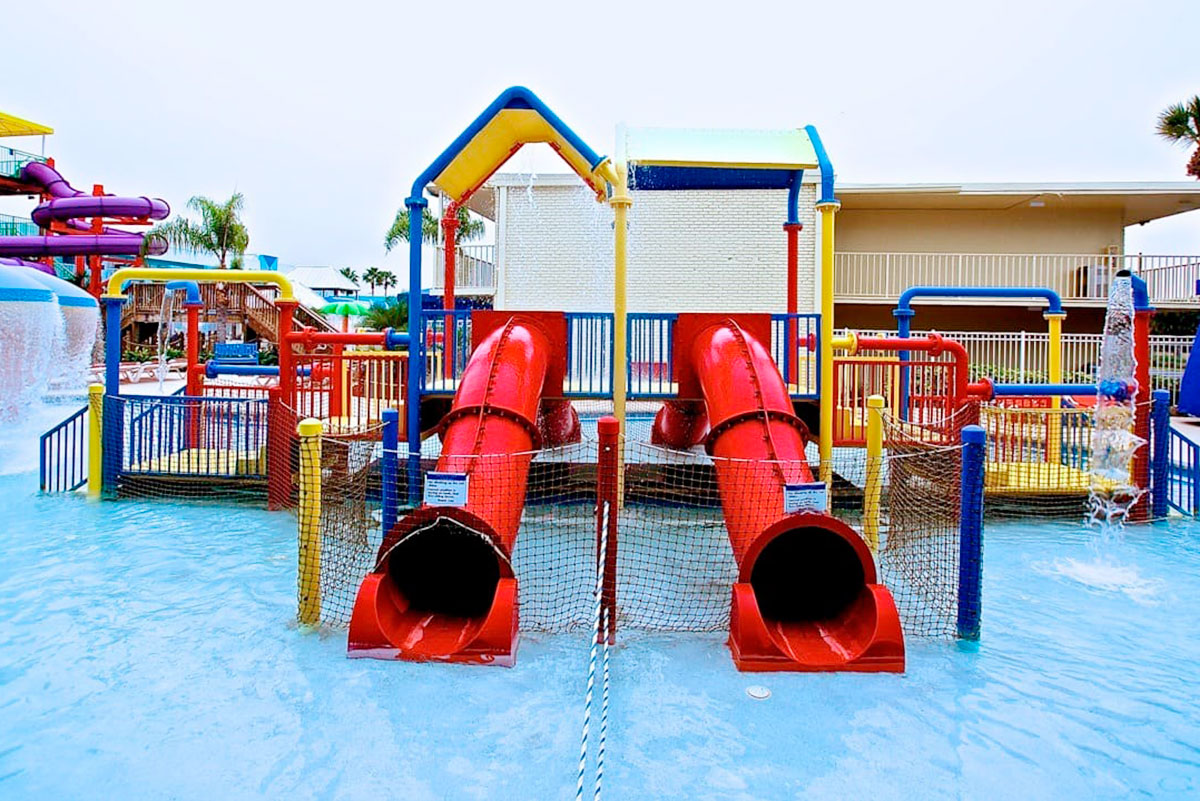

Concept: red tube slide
[[656, 316, 904, 672], [348, 316, 556, 665]]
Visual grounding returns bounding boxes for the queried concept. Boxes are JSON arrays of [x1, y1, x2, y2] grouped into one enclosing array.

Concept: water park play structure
[[33, 87, 1192, 676], [0, 158, 169, 296]]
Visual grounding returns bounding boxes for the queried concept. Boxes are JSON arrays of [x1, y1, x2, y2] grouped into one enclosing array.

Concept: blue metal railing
[[412, 311, 822, 401], [1167, 425, 1200, 516], [565, 312, 613, 397], [39, 404, 89, 492], [422, 309, 472, 394], [0, 212, 38, 237], [119, 394, 269, 479], [771, 313, 821, 400], [0, 145, 46, 182], [628, 313, 677, 398]]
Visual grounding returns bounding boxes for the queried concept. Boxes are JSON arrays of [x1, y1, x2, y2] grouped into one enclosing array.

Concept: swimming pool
[[1, 470, 1197, 800]]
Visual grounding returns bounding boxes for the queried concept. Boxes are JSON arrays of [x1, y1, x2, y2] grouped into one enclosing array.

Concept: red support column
[[185, 306, 201, 393], [88, 184, 105, 298], [441, 202, 460, 381], [330, 342, 345, 418], [276, 300, 298, 407], [596, 416, 620, 644], [784, 222, 803, 385], [266, 386, 293, 511], [1131, 307, 1154, 522]]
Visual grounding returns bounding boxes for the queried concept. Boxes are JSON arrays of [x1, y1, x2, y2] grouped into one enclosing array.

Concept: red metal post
[[596, 415, 620, 644], [275, 300, 298, 407], [266, 386, 292, 511], [442, 202, 460, 381], [87, 184, 105, 298], [1131, 308, 1154, 522], [784, 222, 802, 385], [185, 306, 201, 394], [330, 342, 345, 418]]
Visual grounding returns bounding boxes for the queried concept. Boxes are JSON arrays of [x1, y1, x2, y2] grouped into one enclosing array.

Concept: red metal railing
[[833, 334, 984, 446]]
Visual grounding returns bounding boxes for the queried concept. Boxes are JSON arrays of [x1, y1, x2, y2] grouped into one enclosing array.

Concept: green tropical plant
[[384, 204, 485, 251], [339, 266, 359, 285], [363, 297, 409, 332], [1156, 96, 1200, 177], [149, 193, 250, 267]]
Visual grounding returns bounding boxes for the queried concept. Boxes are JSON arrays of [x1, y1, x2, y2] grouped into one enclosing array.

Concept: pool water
[[1, 471, 1198, 800]]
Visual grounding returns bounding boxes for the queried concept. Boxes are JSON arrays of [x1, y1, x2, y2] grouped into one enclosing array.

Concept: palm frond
[[1157, 98, 1200, 145], [384, 207, 440, 251]]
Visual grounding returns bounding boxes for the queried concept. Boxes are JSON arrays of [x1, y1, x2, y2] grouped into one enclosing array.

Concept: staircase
[[121, 282, 337, 343]]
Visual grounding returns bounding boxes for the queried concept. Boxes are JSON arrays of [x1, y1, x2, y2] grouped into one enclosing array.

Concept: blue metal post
[[405, 195, 427, 505], [1151, 388, 1170, 519], [893, 307, 914, 420], [104, 297, 124, 397], [957, 424, 986, 640], [102, 297, 125, 497], [381, 408, 399, 535]]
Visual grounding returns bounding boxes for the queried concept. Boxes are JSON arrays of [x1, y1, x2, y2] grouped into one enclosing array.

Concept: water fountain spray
[[1088, 270, 1145, 531]]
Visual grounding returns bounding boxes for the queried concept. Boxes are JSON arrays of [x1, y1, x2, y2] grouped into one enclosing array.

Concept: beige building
[[441, 176, 1200, 333]]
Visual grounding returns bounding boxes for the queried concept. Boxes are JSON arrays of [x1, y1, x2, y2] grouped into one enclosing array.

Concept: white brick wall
[[494, 175, 818, 314]]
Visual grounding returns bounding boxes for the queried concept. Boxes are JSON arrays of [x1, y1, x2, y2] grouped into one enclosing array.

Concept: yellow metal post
[[297, 418, 323, 626], [1046, 312, 1065, 465], [611, 162, 631, 437], [817, 200, 841, 492], [610, 162, 632, 505], [87, 383, 103, 499], [864, 395, 885, 552]]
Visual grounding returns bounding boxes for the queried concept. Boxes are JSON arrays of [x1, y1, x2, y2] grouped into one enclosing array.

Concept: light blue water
[[2, 470, 1199, 800]]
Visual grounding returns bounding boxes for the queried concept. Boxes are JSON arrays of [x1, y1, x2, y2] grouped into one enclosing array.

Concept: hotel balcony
[[431, 244, 497, 295], [834, 252, 1200, 310]]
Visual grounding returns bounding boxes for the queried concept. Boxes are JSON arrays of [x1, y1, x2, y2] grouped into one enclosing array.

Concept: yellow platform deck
[[985, 461, 1117, 495], [129, 448, 266, 476]]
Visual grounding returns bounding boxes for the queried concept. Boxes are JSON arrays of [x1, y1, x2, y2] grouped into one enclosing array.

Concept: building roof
[[0, 111, 53, 138], [621, 126, 832, 197], [282, 265, 358, 293], [837, 182, 1200, 225]]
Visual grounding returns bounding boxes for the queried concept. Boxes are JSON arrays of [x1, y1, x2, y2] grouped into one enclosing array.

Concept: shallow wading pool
[[1, 471, 1198, 800]]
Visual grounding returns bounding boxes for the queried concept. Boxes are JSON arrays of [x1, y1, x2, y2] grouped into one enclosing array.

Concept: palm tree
[[384, 204, 485, 251], [377, 270, 398, 296], [1156, 96, 1200, 178], [150, 193, 250, 267], [360, 267, 379, 294], [339, 266, 359, 285]]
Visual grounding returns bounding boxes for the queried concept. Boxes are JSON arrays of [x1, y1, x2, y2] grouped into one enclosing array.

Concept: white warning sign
[[424, 472, 469, 507], [783, 482, 827, 513]]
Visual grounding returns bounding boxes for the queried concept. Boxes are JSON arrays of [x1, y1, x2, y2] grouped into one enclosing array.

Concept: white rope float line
[[576, 500, 610, 801], [597, 605, 610, 801]]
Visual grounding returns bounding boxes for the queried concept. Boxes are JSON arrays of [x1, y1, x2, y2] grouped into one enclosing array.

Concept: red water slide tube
[[348, 316, 559, 665], [655, 316, 905, 672]]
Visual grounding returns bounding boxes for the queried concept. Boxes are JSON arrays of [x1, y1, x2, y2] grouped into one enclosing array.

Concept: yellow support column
[[297, 418, 323, 626], [610, 163, 632, 505], [817, 199, 841, 493], [87, 383, 103, 499], [611, 162, 631, 436], [1046, 312, 1066, 465], [864, 395, 885, 552]]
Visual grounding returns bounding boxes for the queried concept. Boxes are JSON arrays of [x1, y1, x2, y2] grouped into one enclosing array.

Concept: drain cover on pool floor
[[746, 685, 771, 700]]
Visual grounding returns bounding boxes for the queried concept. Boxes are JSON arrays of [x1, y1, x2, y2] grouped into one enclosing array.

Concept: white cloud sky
[[1, 0, 1197, 275]]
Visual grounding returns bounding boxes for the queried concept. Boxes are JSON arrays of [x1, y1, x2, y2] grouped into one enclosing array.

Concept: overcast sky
[[2, 0, 1198, 278]]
